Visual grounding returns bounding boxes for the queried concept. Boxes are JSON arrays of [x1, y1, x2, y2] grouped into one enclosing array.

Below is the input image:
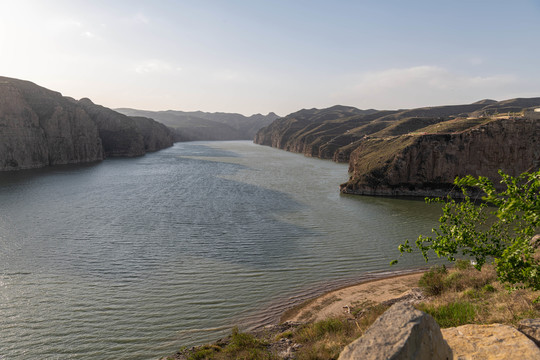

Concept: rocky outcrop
[[442, 324, 540, 359], [341, 117, 540, 196], [130, 116, 174, 152], [254, 98, 540, 197], [338, 302, 452, 360], [0, 76, 174, 171], [254, 106, 380, 160], [78, 98, 174, 157], [0, 77, 103, 170]]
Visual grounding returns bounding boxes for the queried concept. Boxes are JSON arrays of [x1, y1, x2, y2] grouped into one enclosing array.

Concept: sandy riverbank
[[280, 272, 424, 323]]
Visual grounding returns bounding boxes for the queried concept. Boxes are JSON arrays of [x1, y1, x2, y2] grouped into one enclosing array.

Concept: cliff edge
[[0, 77, 103, 170], [0, 76, 174, 171], [340, 117, 540, 196], [254, 99, 540, 196]]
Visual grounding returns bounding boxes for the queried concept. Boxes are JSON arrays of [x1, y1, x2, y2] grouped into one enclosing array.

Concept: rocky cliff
[[341, 117, 540, 196], [78, 98, 173, 157], [254, 99, 540, 196], [0, 76, 174, 171], [0, 77, 103, 170]]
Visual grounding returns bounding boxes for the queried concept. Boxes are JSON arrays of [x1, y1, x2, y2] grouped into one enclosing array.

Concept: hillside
[[254, 99, 540, 196], [116, 108, 279, 141], [0, 76, 174, 171]]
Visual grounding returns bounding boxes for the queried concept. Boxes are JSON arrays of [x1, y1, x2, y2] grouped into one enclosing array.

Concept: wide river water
[[0, 141, 442, 359]]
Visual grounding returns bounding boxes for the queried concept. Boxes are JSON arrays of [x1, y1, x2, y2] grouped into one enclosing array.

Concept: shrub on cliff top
[[393, 170, 540, 291]]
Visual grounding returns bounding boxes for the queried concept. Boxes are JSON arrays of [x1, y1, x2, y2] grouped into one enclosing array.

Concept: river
[[0, 141, 441, 359]]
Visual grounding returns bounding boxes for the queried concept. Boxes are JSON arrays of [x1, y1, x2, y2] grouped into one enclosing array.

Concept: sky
[[1, 0, 540, 116]]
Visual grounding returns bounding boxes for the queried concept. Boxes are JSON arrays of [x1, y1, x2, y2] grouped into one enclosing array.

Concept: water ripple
[[0, 141, 440, 359]]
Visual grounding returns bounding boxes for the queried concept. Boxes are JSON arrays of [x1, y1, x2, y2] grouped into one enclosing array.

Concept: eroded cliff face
[[0, 77, 103, 170], [341, 118, 540, 196], [78, 98, 174, 157], [0, 76, 174, 171], [130, 116, 174, 152]]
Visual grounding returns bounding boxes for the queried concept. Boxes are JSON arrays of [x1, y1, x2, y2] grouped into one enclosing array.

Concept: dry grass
[[293, 318, 364, 360], [291, 303, 389, 360], [416, 264, 540, 327]]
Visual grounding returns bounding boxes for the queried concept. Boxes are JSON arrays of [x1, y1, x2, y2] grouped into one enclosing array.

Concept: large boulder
[[338, 302, 452, 360], [442, 324, 540, 360]]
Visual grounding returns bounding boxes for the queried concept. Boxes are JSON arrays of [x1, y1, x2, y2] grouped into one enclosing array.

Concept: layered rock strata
[[0, 76, 174, 171], [254, 98, 540, 197], [0, 77, 103, 170], [341, 118, 540, 196]]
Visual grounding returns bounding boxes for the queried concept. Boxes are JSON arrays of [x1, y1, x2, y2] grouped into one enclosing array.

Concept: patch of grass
[[187, 345, 220, 360], [418, 302, 476, 328], [274, 330, 292, 341], [223, 327, 273, 359], [462, 288, 481, 299], [292, 304, 390, 360], [295, 318, 349, 343], [295, 342, 343, 360], [183, 327, 277, 360], [293, 318, 359, 360]]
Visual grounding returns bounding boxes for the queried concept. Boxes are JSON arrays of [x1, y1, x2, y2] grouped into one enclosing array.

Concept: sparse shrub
[[458, 266, 497, 290], [418, 302, 476, 328], [482, 284, 496, 293], [455, 259, 472, 270], [418, 265, 448, 296], [443, 271, 465, 291]]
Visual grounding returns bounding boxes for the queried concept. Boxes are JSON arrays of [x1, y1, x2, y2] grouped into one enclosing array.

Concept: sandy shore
[[281, 272, 424, 323]]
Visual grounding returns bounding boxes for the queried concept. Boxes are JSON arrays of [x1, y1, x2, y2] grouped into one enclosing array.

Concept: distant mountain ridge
[[254, 98, 540, 196], [0, 76, 174, 171], [115, 108, 279, 141]]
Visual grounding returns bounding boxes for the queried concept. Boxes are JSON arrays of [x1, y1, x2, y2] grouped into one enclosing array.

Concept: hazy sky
[[2, 0, 540, 116]]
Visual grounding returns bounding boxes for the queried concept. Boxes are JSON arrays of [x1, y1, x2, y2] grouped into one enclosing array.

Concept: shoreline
[[278, 269, 426, 323], [163, 269, 428, 359], [237, 268, 429, 333]]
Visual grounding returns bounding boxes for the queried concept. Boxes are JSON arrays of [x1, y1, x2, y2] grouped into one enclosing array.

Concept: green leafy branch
[[392, 170, 540, 290]]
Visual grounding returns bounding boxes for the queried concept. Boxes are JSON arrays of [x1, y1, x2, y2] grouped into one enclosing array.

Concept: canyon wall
[[0, 76, 174, 171], [0, 77, 103, 170], [340, 118, 540, 196], [255, 99, 540, 197]]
